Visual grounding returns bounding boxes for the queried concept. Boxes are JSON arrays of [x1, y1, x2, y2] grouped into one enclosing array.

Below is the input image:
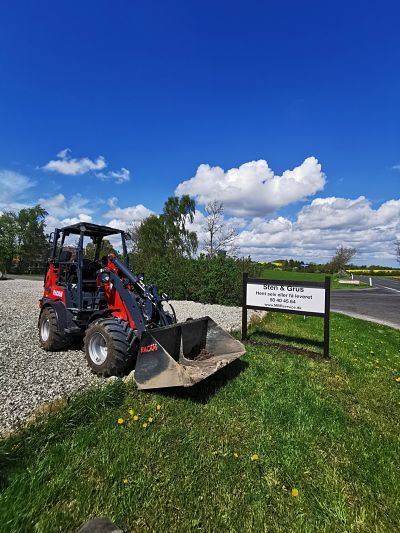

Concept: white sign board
[[246, 281, 325, 314]]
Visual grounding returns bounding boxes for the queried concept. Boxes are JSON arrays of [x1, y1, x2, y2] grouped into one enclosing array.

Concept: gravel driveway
[[0, 279, 252, 435]]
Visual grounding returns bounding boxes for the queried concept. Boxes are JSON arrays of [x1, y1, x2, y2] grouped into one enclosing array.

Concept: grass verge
[[1, 313, 399, 532]]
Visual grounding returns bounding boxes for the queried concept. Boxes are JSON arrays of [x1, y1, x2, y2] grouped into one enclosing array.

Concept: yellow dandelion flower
[[233, 452, 239, 459], [117, 417, 124, 425], [133, 415, 139, 421], [250, 453, 259, 461], [395, 377, 400, 383], [148, 417, 153, 423], [123, 478, 128, 484], [143, 422, 148, 428], [129, 409, 134, 416], [291, 488, 299, 497], [156, 404, 161, 411]]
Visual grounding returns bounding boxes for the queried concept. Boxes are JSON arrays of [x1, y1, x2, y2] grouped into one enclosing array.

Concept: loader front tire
[[39, 306, 71, 351], [84, 318, 137, 377]]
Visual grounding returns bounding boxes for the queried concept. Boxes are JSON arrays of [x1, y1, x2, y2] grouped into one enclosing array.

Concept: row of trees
[[1, 196, 398, 279], [0, 195, 237, 276], [0, 206, 48, 274]]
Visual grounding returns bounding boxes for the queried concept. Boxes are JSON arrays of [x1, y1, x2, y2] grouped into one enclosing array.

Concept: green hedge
[[132, 255, 261, 306]]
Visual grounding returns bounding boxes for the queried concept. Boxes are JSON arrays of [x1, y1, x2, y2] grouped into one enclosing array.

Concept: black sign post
[[323, 275, 331, 358], [242, 273, 331, 358], [242, 272, 249, 343]]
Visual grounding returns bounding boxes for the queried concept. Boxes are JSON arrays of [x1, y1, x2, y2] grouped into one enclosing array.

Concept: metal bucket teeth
[[134, 317, 246, 389]]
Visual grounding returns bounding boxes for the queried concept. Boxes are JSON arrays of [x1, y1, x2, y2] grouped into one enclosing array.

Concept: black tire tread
[[84, 317, 137, 377], [39, 307, 71, 351]]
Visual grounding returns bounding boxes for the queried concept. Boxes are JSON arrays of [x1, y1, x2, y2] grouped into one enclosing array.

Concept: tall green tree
[[0, 205, 48, 273], [17, 205, 48, 271], [0, 211, 19, 273], [161, 195, 198, 258], [134, 196, 198, 261], [85, 239, 116, 261], [326, 246, 357, 274], [136, 215, 167, 258]]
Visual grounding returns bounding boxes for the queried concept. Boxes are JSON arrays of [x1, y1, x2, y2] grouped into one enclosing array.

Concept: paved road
[[331, 276, 400, 329]]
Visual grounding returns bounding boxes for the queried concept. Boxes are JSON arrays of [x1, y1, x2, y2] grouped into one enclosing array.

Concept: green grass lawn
[[1, 313, 399, 532], [259, 268, 369, 290]]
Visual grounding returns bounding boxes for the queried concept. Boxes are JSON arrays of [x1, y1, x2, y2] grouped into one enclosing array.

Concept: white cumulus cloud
[[42, 149, 131, 184], [38, 193, 93, 218], [105, 203, 154, 231], [96, 167, 130, 184], [0, 170, 36, 210], [296, 196, 400, 230], [234, 196, 400, 263], [42, 149, 106, 175], [175, 156, 325, 217], [45, 213, 94, 231]]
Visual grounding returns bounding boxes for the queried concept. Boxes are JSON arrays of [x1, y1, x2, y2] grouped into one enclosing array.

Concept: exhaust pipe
[[135, 317, 245, 389]]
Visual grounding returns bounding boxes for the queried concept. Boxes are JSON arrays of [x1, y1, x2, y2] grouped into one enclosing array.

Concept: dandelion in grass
[[233, 452, 239, 459], [128, 408, 134, 416], [123, 479, 128, 485], [133, 415, 139, 421], [117, 418, 124, 425], [156, 404, 161, 411], [143, 422, 148, 428], [250, 454, 259, 461], [148, 417, 153, 423], [395, 377, 400, 383], [291, 488, 299, 497]]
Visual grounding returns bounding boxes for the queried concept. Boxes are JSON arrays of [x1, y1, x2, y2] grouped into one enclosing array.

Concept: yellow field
[[346, 269, 400, 275]]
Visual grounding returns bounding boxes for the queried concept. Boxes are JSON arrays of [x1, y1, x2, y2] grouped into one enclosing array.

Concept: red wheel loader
[[38, 223, 245, 389]]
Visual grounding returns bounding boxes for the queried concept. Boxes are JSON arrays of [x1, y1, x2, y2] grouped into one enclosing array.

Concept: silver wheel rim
[[41, 318, 50, 342], [88, 332, 108, 365]]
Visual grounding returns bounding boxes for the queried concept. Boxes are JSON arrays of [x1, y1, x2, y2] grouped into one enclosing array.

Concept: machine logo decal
[[140, 343, 158, 353], [52, 289, 64, 298]]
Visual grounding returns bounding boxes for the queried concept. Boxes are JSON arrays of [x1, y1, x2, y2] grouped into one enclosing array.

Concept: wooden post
[[242, 272, 248, 341], [323, 275, 331, 358]]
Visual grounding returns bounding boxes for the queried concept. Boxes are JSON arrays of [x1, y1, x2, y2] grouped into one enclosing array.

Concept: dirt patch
[[246, 339, 326, 360], [194, 348, 216, 361]]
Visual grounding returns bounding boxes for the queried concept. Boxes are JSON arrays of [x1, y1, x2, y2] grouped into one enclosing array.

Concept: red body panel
[[40, 263, 66, 306], [98, 257, 137, 329]]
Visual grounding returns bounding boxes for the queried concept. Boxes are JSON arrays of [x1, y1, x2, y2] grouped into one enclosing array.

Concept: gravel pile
[[0, 279, 255, 435]]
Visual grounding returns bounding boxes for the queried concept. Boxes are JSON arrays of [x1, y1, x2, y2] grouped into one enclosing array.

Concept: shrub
[[132, 254, 261, 306]]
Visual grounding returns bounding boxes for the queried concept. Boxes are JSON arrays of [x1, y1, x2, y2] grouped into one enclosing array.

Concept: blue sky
[[0, 1, 399, 265]]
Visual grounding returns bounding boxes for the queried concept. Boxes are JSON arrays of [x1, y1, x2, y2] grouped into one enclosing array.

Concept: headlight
[[100, 271, 110, 284]]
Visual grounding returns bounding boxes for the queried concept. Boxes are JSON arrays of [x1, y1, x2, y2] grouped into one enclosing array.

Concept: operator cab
[[46, 222, 130, 310]]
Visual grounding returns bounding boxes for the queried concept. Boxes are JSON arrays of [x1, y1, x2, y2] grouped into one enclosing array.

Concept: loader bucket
[[134, 316, 246, 390]]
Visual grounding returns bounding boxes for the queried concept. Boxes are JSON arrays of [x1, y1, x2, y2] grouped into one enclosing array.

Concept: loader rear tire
[[84, 318, 138, 377], [39, 306, 71, 351]]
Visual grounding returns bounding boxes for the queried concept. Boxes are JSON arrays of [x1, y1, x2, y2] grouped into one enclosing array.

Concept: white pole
[[369, 277, 372, 287], [351, 273, 353, 280]]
